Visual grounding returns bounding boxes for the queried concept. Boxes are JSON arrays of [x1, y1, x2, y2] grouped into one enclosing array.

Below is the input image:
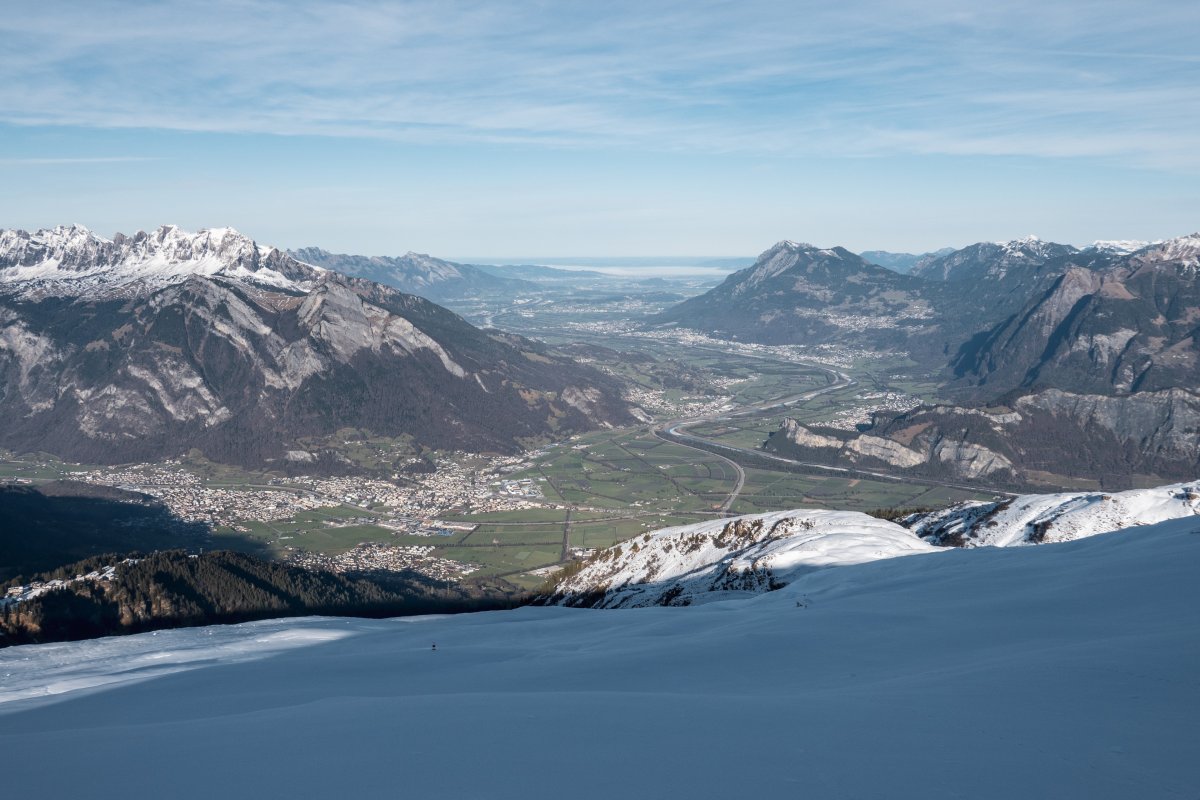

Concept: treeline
[[1, 549, 525, 647]]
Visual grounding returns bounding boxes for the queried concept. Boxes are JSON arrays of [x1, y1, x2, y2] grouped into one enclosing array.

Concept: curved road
[[652, 364, 854, 514], [654, 362, 1012, 510]]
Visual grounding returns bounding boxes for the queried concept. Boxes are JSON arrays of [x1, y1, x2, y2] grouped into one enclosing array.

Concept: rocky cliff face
[[768, 385, 1200, 488], [770, 415, 1015, 482], [950, 235, 1200, 398], [0, 225, 631, 468]]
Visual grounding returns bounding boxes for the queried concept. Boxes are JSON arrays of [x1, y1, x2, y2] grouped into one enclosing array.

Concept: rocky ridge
[[289, 247, 533, 301], [0, 225, 631, 467]]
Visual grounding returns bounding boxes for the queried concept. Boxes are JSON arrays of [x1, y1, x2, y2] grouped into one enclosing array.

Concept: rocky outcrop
[[779, 418, 841, 449], [1014, 388, 1200, 467], [767, 385, 1200, 487], [930, 440, 1014, 479], [767, 415, 1014, 482], [844, 435, 926, 468]]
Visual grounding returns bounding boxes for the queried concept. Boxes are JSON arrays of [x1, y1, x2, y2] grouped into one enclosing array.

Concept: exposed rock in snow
[[907, 480, 1200, 547], [549, 509, 938, 608]]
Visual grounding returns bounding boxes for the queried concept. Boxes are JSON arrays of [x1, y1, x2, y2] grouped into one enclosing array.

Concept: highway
[[653, 362, 1013, 506]]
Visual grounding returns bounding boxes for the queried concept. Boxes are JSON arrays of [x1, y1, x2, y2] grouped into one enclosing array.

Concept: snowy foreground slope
[[550, 483, 1200, 609], [3, 519, 1199, 799], [551, 509, 937, 608], [909, 480, 1200, 547]]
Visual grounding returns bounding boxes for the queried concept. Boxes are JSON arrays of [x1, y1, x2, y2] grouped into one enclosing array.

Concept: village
[[564, 318, 897, 369], [60, 452, 549, 533], [287, 542, 480, 581], [817, 390, 923, 431]]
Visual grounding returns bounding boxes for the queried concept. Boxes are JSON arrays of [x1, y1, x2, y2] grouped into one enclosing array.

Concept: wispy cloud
[[0, 156, 162, 165], [1, 0, 1197, 168]]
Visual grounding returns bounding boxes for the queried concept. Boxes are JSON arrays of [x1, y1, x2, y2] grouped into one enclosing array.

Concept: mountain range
[[859, 247, 954, 273], [288, 247, 535, 301], [652, 241, 931, 347], [947, 235, 1200, 398], [657, 232, 1200, 486], [0, 225, 631, 468]]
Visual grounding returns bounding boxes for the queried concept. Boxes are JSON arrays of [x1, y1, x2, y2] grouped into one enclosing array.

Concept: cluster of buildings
[[568, 320, 887, 370], [492, 478, 544, 499], [281, 452, 544, 517], [789, 306, 934, 332], [287, 542, 479, 581], [2, 560, 135, 608], [77, 464, 342, 526], [815, 390, 922, 431], [621, 383, 733, 420], [63, 451, 546, 535]]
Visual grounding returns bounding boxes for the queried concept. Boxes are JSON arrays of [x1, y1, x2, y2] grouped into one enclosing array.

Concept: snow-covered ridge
[[907, 480, 1200, 547], [550, 509, 937, 608], [766, 239, 815, 252], [994, 235, 1077, 259], [1085, 239, 1155, 254], [551, 480, 1200, 608], [0, 224, 321, 298], [1130, 233, 1200, 269]]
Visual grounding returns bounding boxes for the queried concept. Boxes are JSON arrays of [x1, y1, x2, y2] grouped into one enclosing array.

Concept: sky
[[1, 0, 1198, 257]]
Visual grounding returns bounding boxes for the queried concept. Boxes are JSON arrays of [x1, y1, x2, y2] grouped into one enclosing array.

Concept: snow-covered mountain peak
[[995, 235, 1074, 259], [0, 223, 319, 298], [1134, 233, 1200, 268], [766, 239, 816, 254]]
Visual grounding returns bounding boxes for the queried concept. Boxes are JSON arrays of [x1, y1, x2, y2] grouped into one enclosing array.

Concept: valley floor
[[2, 518, 1197, 798]]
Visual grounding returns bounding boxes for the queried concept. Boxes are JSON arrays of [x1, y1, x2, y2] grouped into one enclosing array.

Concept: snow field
[[2, 517, 1198, 798]]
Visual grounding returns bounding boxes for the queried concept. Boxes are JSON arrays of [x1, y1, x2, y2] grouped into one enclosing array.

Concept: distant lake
[[535, 263, 737, 278], [459, 256, 749, 279]]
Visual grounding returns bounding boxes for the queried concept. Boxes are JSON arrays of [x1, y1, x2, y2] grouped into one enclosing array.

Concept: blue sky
[[1, 0, 1197, 256]]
